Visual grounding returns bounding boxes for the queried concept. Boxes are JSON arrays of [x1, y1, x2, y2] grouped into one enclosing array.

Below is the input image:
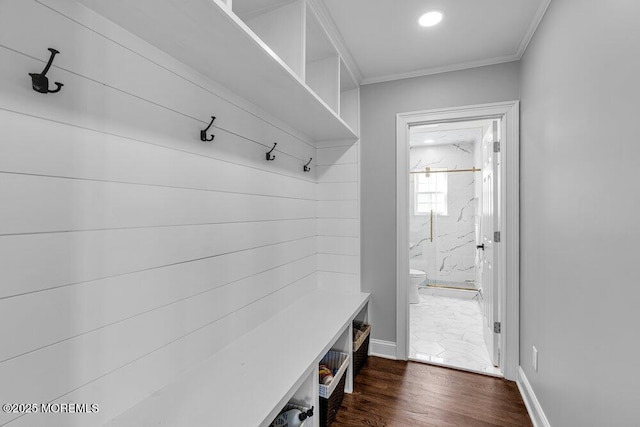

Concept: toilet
[[409, 269, 426, 304]]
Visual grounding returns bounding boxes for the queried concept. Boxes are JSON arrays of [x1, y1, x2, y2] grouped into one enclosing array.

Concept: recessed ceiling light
[[424, 139, 435, 143], [419, 11, 443, 27]]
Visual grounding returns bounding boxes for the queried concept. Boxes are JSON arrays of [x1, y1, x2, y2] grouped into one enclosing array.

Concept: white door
[[479, 120, 500, 367]]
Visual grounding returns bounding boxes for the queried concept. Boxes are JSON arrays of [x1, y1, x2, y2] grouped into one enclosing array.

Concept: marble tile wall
[[409, 142, 478, 286]]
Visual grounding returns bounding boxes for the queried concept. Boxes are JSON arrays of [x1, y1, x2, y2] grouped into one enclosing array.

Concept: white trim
[[396, 113, 411, 362], [517, 366, 551, 427], [369, 339, 397, 360], [515, 0, 553, 58], [395, 101, 520, 381], [362, 55, 520, 86], [503, 101, 520, 381]]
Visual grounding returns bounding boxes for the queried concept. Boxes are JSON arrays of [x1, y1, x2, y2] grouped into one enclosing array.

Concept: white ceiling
[[410, 120, 492, 147], [320, 0, 550, 84]]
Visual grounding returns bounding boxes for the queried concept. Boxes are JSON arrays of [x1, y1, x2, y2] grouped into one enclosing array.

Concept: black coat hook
[[266, 143, 277, 161], [303, 158, 312, 172], [29, 48, 64, 94], [200, 116, 216, 142]]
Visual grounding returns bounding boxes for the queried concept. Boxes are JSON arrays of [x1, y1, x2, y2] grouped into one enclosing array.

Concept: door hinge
[[493, 141, 500, 153], [494, 322, 501, 334], [494, 231, 501, 242]]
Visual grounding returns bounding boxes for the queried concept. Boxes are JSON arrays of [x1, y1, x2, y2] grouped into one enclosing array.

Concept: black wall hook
[[200, 116, 216, 142], [266, 143, 277, 161], [29, 48, 64, 94], [303, 158, 312, 172]]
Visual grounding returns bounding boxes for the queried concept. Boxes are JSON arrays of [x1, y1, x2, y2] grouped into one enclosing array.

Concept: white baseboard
[[517, 366, 550, 427], [369, 339, 397, 360]]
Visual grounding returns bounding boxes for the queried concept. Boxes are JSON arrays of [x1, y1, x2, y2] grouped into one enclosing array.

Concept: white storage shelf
[[305, 5, 340, 113], [106, 290, 369, 427], [233, 0, 305, 79], [78, 0, 358, 143]]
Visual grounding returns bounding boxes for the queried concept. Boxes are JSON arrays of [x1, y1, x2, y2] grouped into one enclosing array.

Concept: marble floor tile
[[409, 290, 502, 376]]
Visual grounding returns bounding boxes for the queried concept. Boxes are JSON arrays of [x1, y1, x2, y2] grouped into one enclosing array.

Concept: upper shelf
[[77, 0, 358, 142]]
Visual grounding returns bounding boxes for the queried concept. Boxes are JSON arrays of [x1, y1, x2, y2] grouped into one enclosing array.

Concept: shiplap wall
[[0, 0, 359, 425], [316, 137, 360, 292]]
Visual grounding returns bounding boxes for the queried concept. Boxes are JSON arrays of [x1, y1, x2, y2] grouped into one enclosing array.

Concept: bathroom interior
[[408, 118, 501, 376]]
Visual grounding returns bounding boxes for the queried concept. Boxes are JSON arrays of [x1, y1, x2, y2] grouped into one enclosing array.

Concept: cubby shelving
[[78, 0, 359, 143], [233, 0, 305, 79], [281, 369, 319, 427], [305, 5, 340, 113]]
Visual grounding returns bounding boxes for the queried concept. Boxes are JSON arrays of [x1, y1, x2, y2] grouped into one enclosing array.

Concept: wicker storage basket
[[352, 322, 371, 377], [318, 351, 349, 426]]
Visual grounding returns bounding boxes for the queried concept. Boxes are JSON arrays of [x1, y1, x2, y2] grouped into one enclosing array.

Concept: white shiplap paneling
[[318, 253, 359, 275], [0, 49, 314, 180], [0, 0, 326, 424], [317, 199, 358, 219], [318, 218, 360, 237], [0, 109, 316, 199], [0, 237, 316, 363], [316, 162, 358, 182], [0, 257, 316, 422], [1, 221, 315, 298], [316, 142, 360, 294], [317, 181, 358, 201], [317, 271, 360, 293], [0, 0, 363, 423], [0, 173, 315, 234], [4, 274, 318, 427], [315, 143, 358, 165]]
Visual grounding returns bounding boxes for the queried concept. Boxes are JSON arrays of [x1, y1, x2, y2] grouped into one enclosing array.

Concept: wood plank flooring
[[333, 357, 533, 427]]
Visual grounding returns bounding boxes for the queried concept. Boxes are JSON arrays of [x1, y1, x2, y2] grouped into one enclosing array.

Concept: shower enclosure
[[409, 136, 480, 290]]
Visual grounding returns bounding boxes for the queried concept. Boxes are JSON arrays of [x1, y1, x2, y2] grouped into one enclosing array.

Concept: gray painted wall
[[360, 62, 520, 343], [520, 0, 640, 424]]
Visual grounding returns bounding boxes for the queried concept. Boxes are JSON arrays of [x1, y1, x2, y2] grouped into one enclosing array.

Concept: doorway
[[408, 118, 500, 375], [396, 101, 520, 380]]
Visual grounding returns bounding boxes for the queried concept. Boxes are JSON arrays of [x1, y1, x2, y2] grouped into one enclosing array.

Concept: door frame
[[395, 101, 520, 380]]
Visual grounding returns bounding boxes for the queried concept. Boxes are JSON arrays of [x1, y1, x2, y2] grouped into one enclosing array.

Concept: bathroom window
[[415, 169, 448, 215]]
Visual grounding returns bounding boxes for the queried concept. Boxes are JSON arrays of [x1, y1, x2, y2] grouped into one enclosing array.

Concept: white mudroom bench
[[107, 289, 369, 426]]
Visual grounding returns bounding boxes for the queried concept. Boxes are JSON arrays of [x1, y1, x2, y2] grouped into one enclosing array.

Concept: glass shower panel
[[410, 165, 478, 290], [409, 128, 481, 291], [431, 167, 477, 290]]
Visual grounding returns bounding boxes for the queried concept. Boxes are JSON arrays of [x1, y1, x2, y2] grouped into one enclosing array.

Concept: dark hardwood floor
[[333, 357, 533, 427]]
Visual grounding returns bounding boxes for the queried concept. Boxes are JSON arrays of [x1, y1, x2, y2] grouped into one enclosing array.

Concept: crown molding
[[361, 54, 520, 86], [307, 0, 363, 85], [516, 0, 552, 58]]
